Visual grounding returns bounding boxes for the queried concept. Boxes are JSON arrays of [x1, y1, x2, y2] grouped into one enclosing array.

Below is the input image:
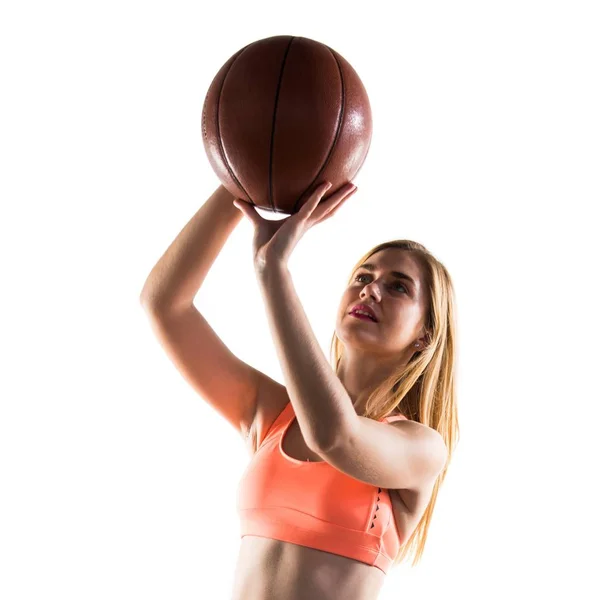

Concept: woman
[[140, 182, 459, 599]]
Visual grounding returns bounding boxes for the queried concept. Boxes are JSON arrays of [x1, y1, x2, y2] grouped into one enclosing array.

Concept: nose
[[360, 280, 381, 301]]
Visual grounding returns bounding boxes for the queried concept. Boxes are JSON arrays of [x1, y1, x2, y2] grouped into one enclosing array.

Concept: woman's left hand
[[233, 180, 357, 272]]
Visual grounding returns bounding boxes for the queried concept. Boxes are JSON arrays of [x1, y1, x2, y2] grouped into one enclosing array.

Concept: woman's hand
[[233, 181, 357, 272]]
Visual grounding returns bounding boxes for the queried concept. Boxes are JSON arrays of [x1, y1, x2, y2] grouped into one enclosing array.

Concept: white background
[[1, 1, 599, 598]]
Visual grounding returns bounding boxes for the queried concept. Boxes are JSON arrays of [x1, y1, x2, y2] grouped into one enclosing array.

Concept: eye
[[354, 273, 407, 293]]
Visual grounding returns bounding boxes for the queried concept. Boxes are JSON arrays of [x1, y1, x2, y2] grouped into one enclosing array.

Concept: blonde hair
[[329, 240, 460, 568]]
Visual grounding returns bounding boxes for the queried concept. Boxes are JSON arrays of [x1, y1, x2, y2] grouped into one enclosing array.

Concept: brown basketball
[[202, 35, 372, 215]]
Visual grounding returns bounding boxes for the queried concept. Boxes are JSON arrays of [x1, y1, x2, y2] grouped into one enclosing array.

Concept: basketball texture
[[202, 35, 372, 215]]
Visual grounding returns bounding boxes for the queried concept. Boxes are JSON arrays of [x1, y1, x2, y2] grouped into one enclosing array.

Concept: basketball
[[202, 35, 372, 215]]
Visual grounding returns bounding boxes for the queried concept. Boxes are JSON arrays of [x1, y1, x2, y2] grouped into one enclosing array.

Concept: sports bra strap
[[384, 414, 408, 423]]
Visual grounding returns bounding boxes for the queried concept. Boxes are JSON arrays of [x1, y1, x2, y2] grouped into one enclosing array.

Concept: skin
[[335, 248, 430, 415], [231, 248, 434, 599]]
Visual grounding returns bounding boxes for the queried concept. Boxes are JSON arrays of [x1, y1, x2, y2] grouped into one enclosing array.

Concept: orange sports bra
[[236, 401, 408, 575]]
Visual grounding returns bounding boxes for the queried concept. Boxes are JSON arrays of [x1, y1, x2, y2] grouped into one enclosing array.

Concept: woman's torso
[[231, 384, 434, 600]]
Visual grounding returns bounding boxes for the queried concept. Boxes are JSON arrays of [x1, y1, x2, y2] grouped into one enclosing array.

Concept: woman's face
[[335, 248, 429, 358]]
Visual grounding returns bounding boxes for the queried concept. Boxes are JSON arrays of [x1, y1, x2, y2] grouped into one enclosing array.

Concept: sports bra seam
[[240, 504, 393, 536], [243, 519, 393, 559]]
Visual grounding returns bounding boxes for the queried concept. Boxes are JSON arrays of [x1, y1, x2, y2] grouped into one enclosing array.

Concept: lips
[[350, 312, 376, 322], [349, 304, 379, 322]]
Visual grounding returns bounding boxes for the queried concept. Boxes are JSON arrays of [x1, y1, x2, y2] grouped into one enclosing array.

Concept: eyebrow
[[355, 263, 418, 287]]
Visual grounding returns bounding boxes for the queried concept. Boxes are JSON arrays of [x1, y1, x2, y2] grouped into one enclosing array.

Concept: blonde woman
[[140, 181, 459, 600]]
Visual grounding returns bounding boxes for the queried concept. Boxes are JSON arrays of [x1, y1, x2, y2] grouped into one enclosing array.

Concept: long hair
[[329, 240, 460, 568]]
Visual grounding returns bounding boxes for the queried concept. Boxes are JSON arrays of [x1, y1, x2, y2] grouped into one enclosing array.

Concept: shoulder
[[386, 412, 446, 458]]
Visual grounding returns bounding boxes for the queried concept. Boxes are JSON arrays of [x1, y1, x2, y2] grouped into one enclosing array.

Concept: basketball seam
[[269, 36, 296, 213], [292, 45, 346, 214]]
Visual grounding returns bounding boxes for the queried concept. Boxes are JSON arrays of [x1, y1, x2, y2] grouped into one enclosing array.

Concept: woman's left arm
[[256, 262, 357, 451]]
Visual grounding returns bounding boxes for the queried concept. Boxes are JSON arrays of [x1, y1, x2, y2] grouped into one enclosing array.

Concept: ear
[[415, 332, 430, 350]]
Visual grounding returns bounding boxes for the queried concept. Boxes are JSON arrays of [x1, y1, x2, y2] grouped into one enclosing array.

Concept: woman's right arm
[[139, 184, 266, 449], [140, 184, 242, 311]]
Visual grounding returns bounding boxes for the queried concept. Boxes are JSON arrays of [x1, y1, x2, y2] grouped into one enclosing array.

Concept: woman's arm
[[140, 184, 242, 311]]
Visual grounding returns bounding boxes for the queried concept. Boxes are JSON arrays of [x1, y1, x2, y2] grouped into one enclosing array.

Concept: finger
[[233, 199, 261, 225], [303, 181, 354, 219], [314, 185, 357, 219], [300, 182, 332, 216], [323, 182, 356, 205], [316, 188, 357, 224]]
